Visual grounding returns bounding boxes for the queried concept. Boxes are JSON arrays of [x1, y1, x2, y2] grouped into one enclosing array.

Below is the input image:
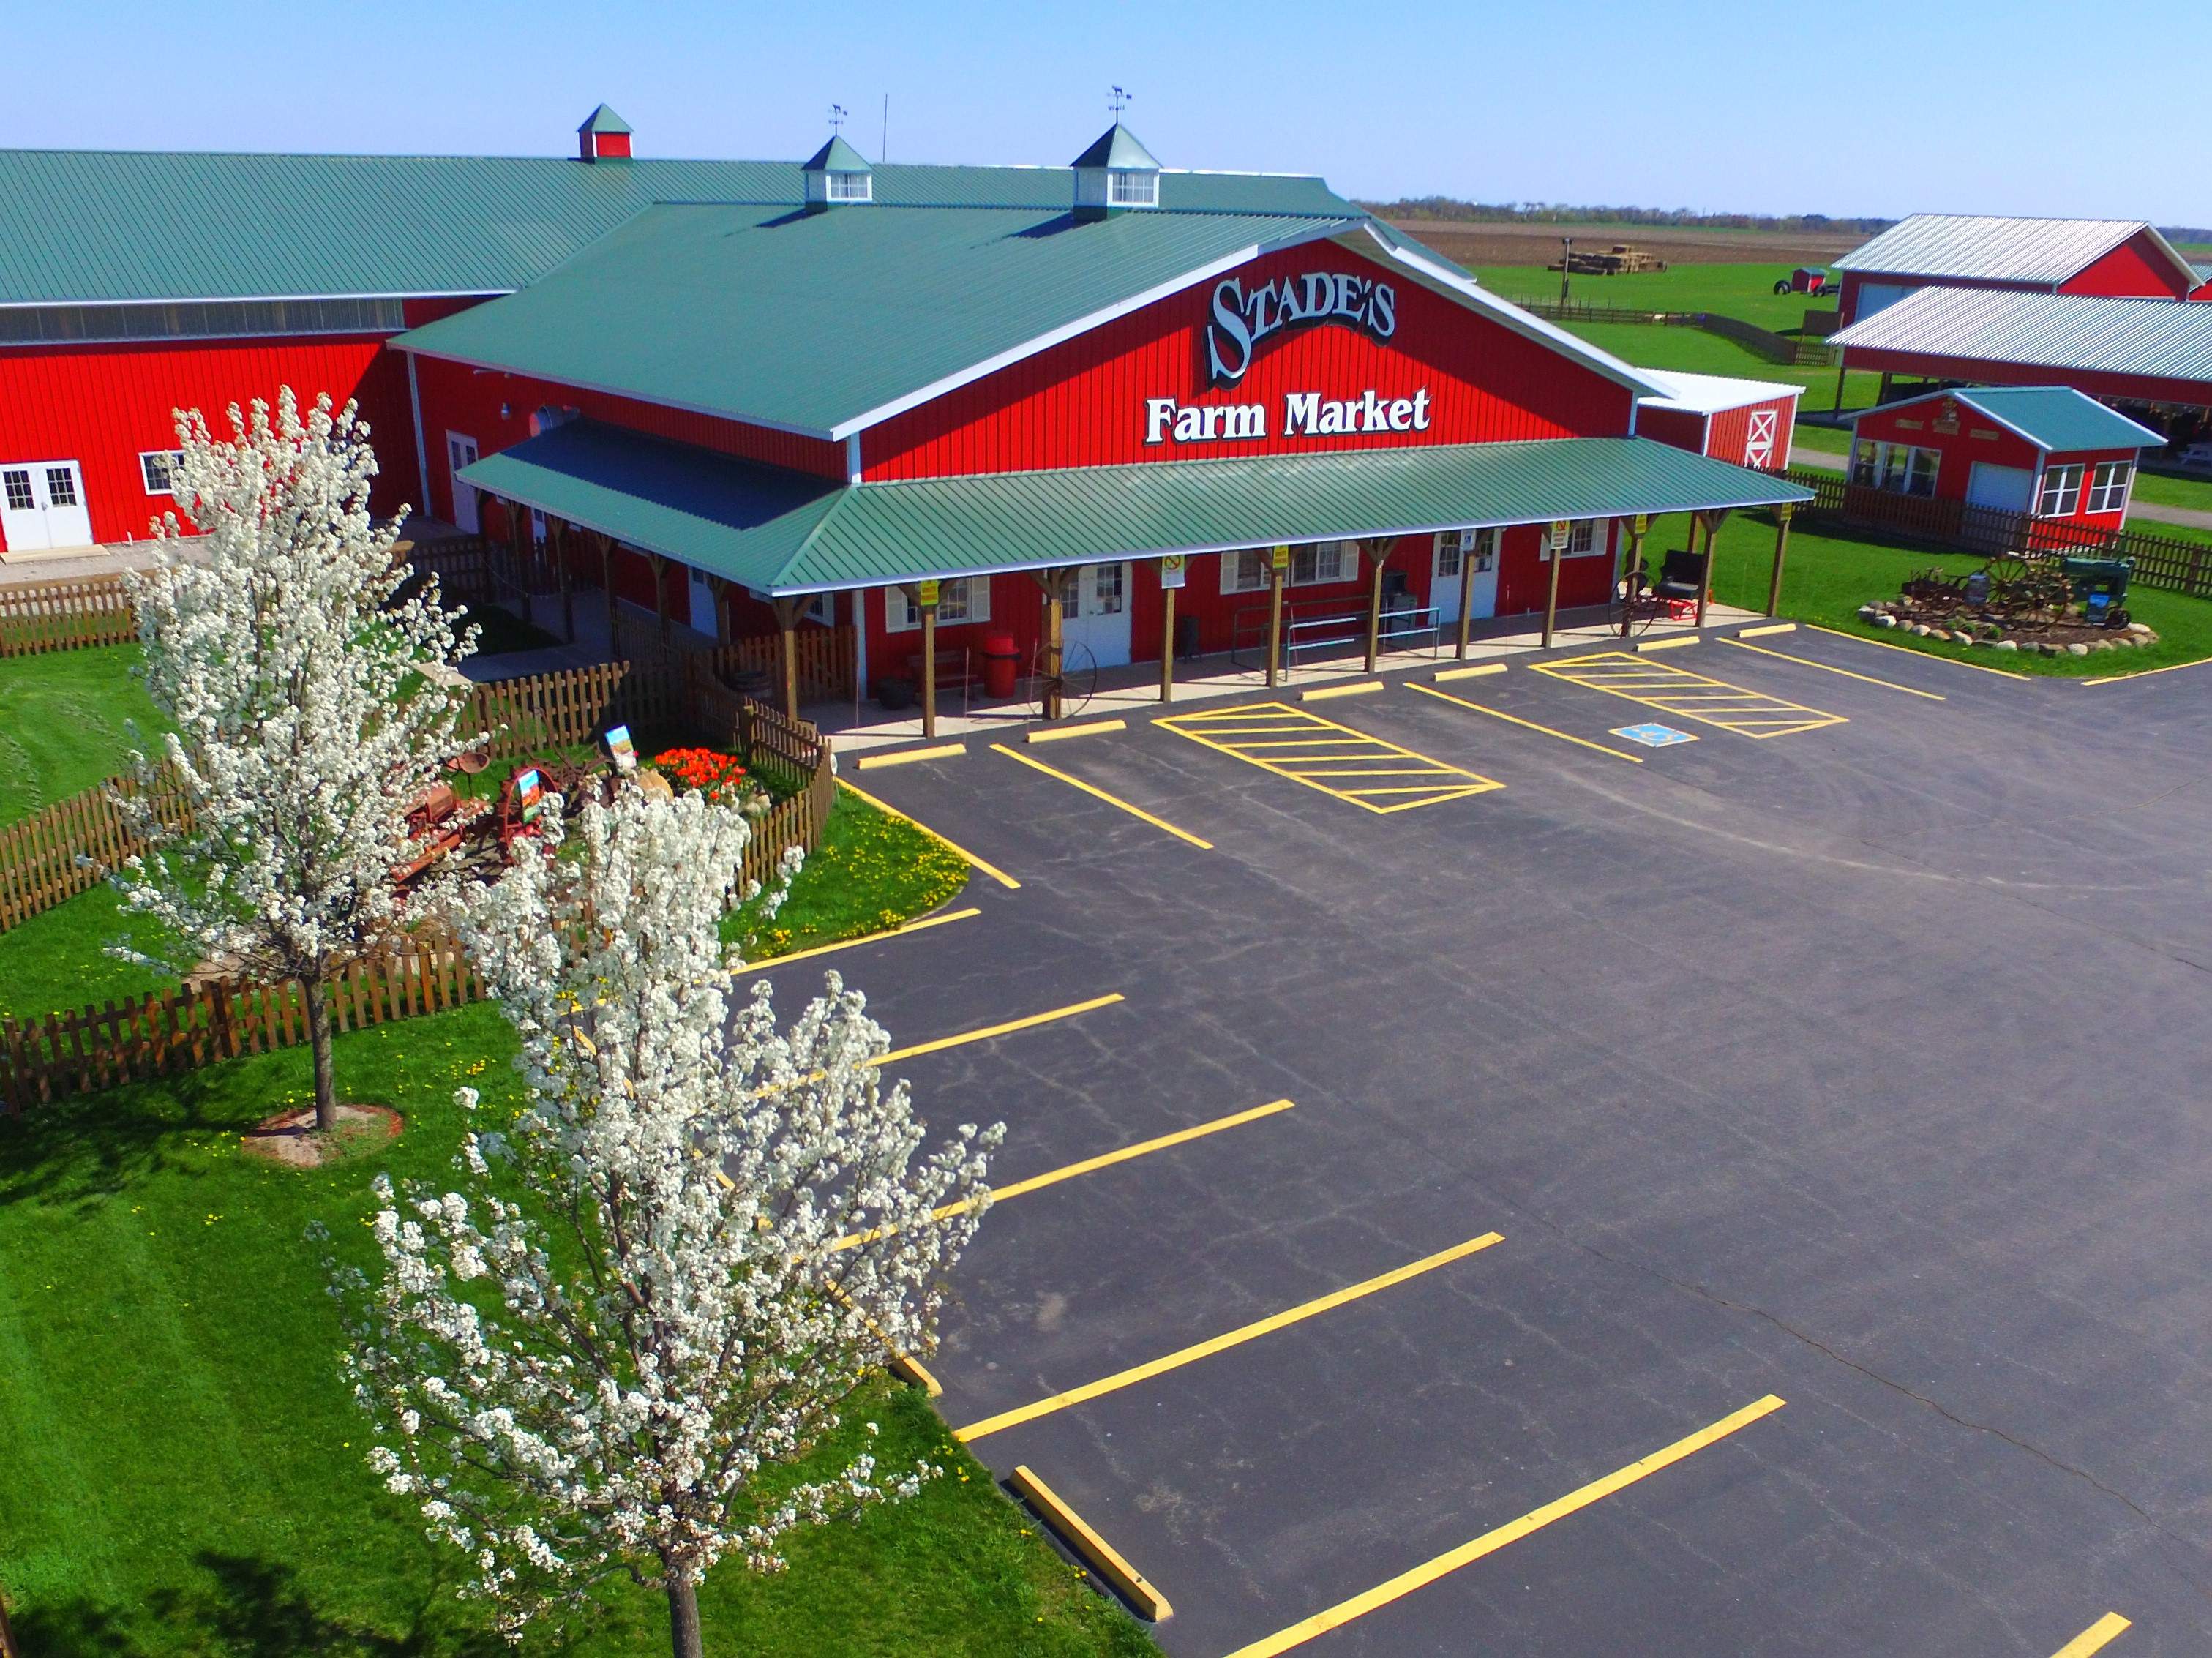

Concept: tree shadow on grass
[[0, 1061, 271, 1212], [14, 1551, 522, 1658]]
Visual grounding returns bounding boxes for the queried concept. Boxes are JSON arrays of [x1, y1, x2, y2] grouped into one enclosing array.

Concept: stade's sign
[[1205, 271, 1397, 385], [1144, 388, 1431, 447]]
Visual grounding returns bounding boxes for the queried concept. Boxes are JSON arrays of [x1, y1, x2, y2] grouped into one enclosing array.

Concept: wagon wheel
[[1027, 639, 1100, 719]]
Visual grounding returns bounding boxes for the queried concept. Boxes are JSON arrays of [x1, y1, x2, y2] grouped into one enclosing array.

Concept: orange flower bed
[[649, 747, 749, 794]]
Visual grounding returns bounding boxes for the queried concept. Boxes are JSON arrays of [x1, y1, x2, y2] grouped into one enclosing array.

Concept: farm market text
[[1144, 388, 1432, 446]]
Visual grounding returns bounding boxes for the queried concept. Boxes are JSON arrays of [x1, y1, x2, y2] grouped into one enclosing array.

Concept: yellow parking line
[[990, 744, 1212, 849], [1532, 651, 1845, 739], [1721, 635, 1946, 699], [837, 776, 1021, 890], [833, 1099, 1294, 1252], [1158, 702, 1501, 814], [1804, 621, 2031, 679], [856, 740, 967, 769], [955, 1233, 1503, 1443], [752, 907, 983, 968], [874, 992, 1123, 1070], [2051, 1613, 2131, 1657], [1407, 682, 1643, 762], [2082, 653, 2212, 686], [1221, 1395, 1788, 1658], [1027, 718, 1127, 743]]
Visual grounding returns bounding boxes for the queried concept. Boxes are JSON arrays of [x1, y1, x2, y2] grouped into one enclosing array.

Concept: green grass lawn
[[1469, 261, 1839, 332], [2129, 468, 2212, 516], [1551, 319, 1881, 413], [725, 789, 970, 963], [0, 643, 167, 823], [0, 1002, 1154, 1657], [1788, 423, 1852, 457], [1658, 508, 2212, 676]]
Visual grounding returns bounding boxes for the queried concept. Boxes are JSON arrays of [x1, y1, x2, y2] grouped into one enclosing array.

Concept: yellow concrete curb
[[1433, 661, 1507, 682], [1027, 719, 1126, 743], [856, 741, 967, 769], [1736, 621, 1797, 638], [888, 1349, 943, 1398], [1010, 1465, 1173, 1622], [1301, 680, 1384, 701], [1633, 634, 1701, 653]]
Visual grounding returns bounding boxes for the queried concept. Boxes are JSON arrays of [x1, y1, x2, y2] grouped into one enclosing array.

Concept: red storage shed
[[1634, 371, 1799, 471], [1833, 214, 2208, 329]]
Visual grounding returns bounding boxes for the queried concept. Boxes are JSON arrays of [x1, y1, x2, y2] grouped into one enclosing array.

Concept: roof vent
[[803, 134, 874, 209], [577, 105, 632, 163], [1072, 120, 1160, 220]]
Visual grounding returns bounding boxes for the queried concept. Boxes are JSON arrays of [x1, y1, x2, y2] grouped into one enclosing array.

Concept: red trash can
[[980, 631, 1020, 699]]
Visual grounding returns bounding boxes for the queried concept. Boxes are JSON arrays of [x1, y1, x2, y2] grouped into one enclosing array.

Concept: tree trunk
[[305, 976, 337, 1132], [665, 1566, 704, 1658]]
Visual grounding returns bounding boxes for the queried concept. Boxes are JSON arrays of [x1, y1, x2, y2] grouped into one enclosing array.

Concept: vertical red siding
[[862, 242, 1638, 480], [410, 354, 844, 526], [0, 334, 419, 547], [1635, 406, 1709, 459], [2061, 233, 2193, 301], [1705, 394, 1799, 470]]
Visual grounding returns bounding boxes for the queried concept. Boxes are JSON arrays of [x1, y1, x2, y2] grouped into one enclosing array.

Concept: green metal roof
[[578, 105, 632, 137], [803, 135, 871, 174], [1851, 384, 2164, 453], [399, 200, 1361, 435], [0, 149, 1355, 305], [1071, 123, 1161, 172], [458, 419, 1810, 594]]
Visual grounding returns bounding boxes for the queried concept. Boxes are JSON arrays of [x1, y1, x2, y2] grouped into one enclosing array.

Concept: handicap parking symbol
[[1612, 723, 1698, 748]]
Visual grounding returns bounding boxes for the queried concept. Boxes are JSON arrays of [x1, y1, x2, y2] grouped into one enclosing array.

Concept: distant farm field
[[1380, 217, 1865, 269], [1458, 261, 1840, 332]]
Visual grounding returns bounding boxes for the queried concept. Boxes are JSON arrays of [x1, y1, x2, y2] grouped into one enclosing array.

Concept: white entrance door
[[1967, 462, 2036, 514], [0, 460, 93, 552], [1432, 529, 1499, 624], [1060, 562, 1132, 668], [446, 433, 481, 532]]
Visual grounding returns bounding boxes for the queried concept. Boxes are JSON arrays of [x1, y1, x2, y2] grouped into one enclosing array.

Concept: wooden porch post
[[1766, 503, 1796, 618], [916, 582, 940, 740], [1035, 571, 1066, 721], [1541, 522, 1564, 649], [1692, 512, 1715, 628], [1158, 565, 1177, 704], [771, 596, 803, 719], [1454, 534, 1477, 661], [647, 552, 672, 647], [552, 518, 575, 642], [1362, 540, 1387, 672], [1620, 516, 1648, 639], [596, 533, 621, 660], [1832, 359, 1848, 413], [1265, 547, 1287, 689]]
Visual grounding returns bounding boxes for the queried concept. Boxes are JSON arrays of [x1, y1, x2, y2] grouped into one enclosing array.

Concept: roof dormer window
[[803, 134, 875, 211], [1107, 169, 1158, 209], [826, 169, 872, 203], [1072, 121, 1162, 220]]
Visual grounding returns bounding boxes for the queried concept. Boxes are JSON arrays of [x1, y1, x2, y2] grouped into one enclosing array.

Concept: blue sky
[[8, 1, 2207, 223]]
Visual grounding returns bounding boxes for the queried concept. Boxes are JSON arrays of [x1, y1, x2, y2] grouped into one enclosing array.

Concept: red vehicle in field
[[1775, 266, 1839, 297]]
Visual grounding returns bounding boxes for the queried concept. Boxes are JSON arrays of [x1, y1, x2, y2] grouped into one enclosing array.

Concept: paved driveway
[[762, 626, 2212, 1657]]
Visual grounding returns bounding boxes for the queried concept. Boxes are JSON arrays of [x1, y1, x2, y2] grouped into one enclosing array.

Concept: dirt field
[[1381, 217, 1870, 269]]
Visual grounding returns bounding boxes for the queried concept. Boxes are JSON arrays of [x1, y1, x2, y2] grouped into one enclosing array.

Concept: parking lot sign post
[[1766, 503, 1796, 618], [1363, 539, 1389, 672], [917, 578, 941, 739], [1032, 570, 1065, 720], [1266, 545, 1289, 689], [1455, 531, 1477, 661], [1542, 519, 1569, 648], [1158, 555, 1185, 702]]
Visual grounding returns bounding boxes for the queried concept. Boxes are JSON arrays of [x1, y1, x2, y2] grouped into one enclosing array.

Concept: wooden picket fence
[[719, 626, 857, 699], [0, 572, 138, 656], [0, 763, 193, 931], [468, 656, 682, 758], [1785, 468, 2212, 599], [0, 944, 485, 1112], [1503, 296, 1837, 367]]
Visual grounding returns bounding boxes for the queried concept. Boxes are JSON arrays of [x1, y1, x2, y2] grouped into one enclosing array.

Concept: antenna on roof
[[1108, 85, 1133, 118], [828, 102, 849, 135]]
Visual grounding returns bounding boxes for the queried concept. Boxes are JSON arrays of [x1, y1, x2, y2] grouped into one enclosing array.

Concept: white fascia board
[[1354, 226, 1670, 401], [395, 342, 841, 443], [825, 220, 1358, 440]]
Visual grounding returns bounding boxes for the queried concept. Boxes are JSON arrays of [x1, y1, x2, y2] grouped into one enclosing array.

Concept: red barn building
[[1633, 371, 1799, 472], [1841, 386, 2157, 544], [1832, 214, 2210, 329], [0, 110, 1807, 711]]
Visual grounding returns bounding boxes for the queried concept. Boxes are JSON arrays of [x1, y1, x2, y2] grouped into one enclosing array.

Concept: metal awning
[[459, 419, 1811, 596]]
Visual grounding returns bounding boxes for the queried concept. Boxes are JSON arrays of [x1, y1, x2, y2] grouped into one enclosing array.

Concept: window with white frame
[[139, 449, 184, 495], [826, 170, 872, 203], [1538, 519, 1602, 560], [1851, 439, 1940, 498], [1291, 540, 1356, 585], [887, 577, 989, 631], [1221, 548, 1270, 593], [1108, 170, 1158, 208], [803, 592, 833, 626], [2037, 462, 2085, 517], [2085, 459, 2133, 514]]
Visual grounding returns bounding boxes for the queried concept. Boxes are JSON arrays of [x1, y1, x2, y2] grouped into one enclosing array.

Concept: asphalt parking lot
[[765, 627, 2212, 1657]]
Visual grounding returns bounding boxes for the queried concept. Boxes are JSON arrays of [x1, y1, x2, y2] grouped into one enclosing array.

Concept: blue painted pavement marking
[[1612, 723, 1698, 748]]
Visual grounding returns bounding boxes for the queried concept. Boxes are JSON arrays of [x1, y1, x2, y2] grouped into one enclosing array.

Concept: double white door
[[1432, 529, 1499, 624], [0, 460, 93, 552], [1060, 562, 1132, 668]]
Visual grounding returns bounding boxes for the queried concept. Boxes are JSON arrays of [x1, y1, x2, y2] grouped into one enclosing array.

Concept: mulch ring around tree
[[240, 1103, 404, 1169]]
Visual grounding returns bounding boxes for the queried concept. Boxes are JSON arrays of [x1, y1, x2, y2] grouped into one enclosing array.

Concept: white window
[[2085, 459, 2133, 515], [1433, 531, 1463, 578], [1291, 540, 1355, 586], [826, 170, 872, 203], [1108, 170, 1158, 208], [139, 450, 183, 495], [1538, 520, 1603, 560], [803, 592, 833, 626], [2037, 462, 2085, 517], [1851, 440, 1939, 498], [1221, 548, 1270, 593], [887, 577, 989, 631]]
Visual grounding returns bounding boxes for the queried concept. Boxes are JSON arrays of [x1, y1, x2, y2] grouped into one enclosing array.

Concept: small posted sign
[[1632, 513, 1650, 535], [917, 578, 941, 609], [604, 723, 638, 773], [1270, 544, 1291, 572], [1160, 554, 1188, 590], [1549, 519, 1572, 552]]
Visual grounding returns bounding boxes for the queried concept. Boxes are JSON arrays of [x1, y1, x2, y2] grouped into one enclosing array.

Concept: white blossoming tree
[[333, 786, 999, 1656], [114, 387, 475, 1133]]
